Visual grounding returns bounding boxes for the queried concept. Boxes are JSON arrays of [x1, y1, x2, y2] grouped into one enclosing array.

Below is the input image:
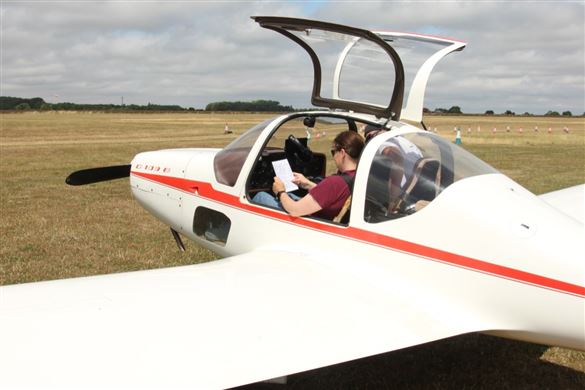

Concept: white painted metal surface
[[0, 251, 485, 389], [539, 184, 584, 223]]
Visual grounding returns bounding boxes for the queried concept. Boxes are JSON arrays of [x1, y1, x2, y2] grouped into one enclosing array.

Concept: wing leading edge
[[0, 249, 486, 389]]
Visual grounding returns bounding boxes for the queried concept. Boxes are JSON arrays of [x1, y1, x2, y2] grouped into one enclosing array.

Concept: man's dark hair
[[333, 130, 365, 160], [364, 124, 385, 144]]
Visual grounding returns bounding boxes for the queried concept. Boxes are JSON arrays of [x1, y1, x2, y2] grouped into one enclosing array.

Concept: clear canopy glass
[[364, 132, 498, 222]]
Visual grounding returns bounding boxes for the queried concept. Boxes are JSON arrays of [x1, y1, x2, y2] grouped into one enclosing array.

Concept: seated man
[[252, 130, 364, 220], [364, 125, 423, 214]]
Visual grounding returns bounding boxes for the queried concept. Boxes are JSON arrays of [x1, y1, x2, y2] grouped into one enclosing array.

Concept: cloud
[[1, 1, 583, 114]]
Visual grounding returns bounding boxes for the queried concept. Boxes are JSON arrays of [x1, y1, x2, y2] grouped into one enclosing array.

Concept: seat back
[[333, 196, 352, 224], [400, 158, 441, 208]]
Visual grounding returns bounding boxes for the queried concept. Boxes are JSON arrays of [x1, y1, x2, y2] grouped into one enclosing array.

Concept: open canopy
[[253, 16, 466, 123]]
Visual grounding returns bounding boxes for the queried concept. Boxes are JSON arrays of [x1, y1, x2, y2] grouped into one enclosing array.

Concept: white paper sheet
[[272, 159, 299, 192]]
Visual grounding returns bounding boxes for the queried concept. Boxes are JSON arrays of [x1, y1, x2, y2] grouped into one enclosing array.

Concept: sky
[[1, 0, 584, 115]]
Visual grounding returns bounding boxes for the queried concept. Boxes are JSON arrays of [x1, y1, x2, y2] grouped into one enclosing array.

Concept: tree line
[[1, 97, 580, 116], [483, 109, 574, 117], [0, 96, 294, 113], [0, 97, 188, 112], [204, 100, 293, 112], [425, 106, 577, 117], [1, 96, 47, 110]]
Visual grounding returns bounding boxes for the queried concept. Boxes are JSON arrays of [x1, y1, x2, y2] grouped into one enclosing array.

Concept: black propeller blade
[[66, 164, 131, 186]]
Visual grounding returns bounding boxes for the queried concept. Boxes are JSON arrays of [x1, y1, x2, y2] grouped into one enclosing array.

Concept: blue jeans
[[252, 191, 301, 210]]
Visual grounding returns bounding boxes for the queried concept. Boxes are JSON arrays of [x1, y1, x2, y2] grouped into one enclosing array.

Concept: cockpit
[[213, 113, 498, 225], [210, 18, 479, 225]]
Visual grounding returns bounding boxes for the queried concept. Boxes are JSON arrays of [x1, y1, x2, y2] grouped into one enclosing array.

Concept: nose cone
[[129, 148, 217, 227]]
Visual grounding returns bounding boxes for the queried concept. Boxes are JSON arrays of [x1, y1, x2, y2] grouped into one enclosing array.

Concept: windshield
[[364, 132, 497, 223], [214, 118, 274, 186]]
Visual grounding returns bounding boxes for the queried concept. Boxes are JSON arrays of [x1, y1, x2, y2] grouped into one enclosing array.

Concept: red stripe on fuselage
[[131, 171, 585, 298]]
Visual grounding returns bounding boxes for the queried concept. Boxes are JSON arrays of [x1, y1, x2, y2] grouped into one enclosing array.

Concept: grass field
[[1, 111, 584, 388]]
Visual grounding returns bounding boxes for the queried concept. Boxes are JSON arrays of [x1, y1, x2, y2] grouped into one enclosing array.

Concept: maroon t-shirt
[[309, 170, 355, 220]]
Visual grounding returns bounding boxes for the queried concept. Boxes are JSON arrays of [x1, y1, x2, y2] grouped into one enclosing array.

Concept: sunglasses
[[330, 148, 340, 157]]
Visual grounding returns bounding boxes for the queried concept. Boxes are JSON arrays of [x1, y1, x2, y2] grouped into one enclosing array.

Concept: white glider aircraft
[[1, 17, 584, 389]]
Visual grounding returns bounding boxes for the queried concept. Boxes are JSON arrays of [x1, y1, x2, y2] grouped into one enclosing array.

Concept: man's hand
[[272, 176, 286, 195], [292, 172, 315, 190]]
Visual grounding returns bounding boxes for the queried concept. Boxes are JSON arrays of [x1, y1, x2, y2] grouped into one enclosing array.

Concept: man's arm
[[280, 192, 322, 217], [292, 172, 317, 190], [273, 177, 322, 217]]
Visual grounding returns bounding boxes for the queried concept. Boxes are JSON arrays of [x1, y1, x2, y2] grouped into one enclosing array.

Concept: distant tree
[[422, 107, 431, 114], [0, 96, 17, 109], [15, 103, 31, 110], [447, 106, 462, 114], [545, 110, 560, 116], [205, 100, 293, 112], [523, 112, 532, 116], [434, 107, 448, 114], [485, 110, 494, 115], [562, 111, 572, 116], [504, 110, 515, 115], [28, 97, 45, 109], [1, 96, 47, 110], [52, 102, 77, 110]]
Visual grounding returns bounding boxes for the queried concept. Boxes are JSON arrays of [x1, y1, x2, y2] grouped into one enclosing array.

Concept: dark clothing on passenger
[[309, 170, 355, 220]]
